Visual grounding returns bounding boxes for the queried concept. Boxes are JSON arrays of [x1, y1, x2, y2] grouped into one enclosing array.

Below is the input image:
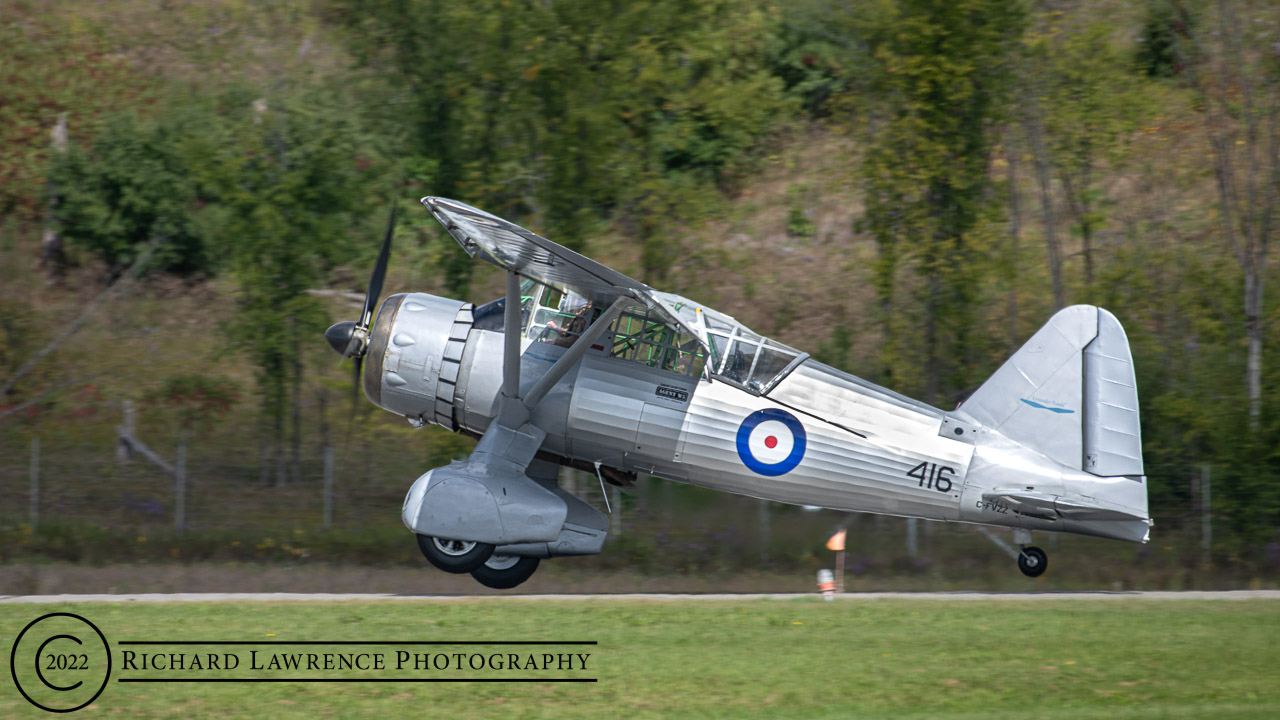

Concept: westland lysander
[[324, 198, 1150, 589]]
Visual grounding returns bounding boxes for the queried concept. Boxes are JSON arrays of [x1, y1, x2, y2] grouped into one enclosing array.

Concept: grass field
[[2, 597, 1277, 719]]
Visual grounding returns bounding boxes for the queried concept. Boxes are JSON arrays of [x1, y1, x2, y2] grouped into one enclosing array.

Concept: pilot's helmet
[[561, 292, 589, 314]]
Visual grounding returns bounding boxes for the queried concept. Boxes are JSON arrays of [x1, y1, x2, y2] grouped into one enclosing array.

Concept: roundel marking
[[736, 408, 807, 477]]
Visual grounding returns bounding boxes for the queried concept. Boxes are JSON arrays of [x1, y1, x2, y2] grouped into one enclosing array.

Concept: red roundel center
[[764, 435, 778, 449]]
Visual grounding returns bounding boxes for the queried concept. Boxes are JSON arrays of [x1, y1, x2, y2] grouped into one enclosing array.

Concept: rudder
[[1083, 310, 1143, 477]]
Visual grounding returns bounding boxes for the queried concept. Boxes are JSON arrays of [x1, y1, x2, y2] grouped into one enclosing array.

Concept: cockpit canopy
[[474, 280, 806, 394], [701, 314, 805, 394]]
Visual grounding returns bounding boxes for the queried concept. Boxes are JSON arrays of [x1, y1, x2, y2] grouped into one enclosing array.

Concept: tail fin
[[959, 305, 1143, 477]]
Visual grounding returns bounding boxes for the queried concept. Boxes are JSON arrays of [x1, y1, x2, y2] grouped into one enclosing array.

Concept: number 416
[[907, 462, 955, 494]]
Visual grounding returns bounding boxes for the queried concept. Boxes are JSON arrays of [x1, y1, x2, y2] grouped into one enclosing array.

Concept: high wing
[[421, 197, 705, 340]]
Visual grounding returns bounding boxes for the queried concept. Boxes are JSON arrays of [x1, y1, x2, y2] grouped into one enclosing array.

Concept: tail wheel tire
[[471, 554, 540, 590], [1018, 546, 1048, 578], [417, 534, 495, 574]]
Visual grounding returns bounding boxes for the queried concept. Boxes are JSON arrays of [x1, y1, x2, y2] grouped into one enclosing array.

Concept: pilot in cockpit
[[545, 301, 593, 347]]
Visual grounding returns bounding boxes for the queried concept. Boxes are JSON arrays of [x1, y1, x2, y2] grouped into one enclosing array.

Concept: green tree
[[857, 0, 1028, 404], [49, 111, 215, 278], [1182, 0, 1280, 542], [597, 1, 790, 281], [342, 0, 789, 286], [1136, 0, 1195, 78], [1185, 0, 1279, 428], [1033, 18, 1152, 294], [209, 93, 380, 484], [769, 0, 861, 119]]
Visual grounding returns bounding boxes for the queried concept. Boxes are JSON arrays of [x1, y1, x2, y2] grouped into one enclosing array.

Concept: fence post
[[1201, 463, 1211, 570], [174, 443, 186, 533], [29, 436, 39, 531], [758, 499, 771, 564], [323, 445, 334, 529], [117, 400, 135, 464], [611, 486, 622, 537], [661, 477, 673, 529]]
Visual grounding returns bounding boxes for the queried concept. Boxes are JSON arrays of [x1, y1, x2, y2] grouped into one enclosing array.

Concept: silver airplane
[[324, 197, 1151, 589]]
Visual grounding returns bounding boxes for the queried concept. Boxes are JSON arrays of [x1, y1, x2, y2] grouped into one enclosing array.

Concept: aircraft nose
[[363, 292, 467, 419], [325, 321, 358, 356]]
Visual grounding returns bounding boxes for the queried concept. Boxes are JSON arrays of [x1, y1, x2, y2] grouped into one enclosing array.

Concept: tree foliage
[[50, 111, 215, 277], [207, 91, 383, 481], [1136, 0, 1196, 78], [856, 0, 1028, 404], [10, 0, 1280, 549], [1031, 18, 1152, 292], [341, 0, 791, 285], [0, 14, 152, 220]]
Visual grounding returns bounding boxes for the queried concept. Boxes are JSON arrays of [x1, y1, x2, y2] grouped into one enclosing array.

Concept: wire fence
[[0, 423, 1275, 585], [1, 433, 487, 534]]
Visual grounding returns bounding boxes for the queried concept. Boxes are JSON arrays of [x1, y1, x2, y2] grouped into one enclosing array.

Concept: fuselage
[[367, 291, 1150, 545]]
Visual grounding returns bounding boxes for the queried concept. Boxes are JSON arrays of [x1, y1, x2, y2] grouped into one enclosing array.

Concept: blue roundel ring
[[736, 408, 807, 477]]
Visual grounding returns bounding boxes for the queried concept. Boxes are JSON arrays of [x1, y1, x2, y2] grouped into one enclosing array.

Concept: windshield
[[521, 279, 598, 348], [692, 306, 803, 394], [703, 327, 803, 394], [470, 278, 596, 346]]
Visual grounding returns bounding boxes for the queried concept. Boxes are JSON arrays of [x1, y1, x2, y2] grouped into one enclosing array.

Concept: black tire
[[470, 554, 540, 590], [416, 534, 495, 574], [1018, 546, 1048, 578]]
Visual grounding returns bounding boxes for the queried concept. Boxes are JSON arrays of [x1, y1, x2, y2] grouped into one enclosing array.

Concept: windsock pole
[[836, 548, 844, 593]]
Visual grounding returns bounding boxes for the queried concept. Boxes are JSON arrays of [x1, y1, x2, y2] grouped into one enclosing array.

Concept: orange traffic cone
[[817, 569, 835, 601]]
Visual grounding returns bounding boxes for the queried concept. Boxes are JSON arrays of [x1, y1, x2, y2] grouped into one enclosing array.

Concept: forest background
[[1, 0, 1277, 591]]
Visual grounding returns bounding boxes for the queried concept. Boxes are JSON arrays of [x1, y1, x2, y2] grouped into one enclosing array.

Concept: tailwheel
[[1018, 546, 1048, 578], [471, 553, 540, 590], [416, 534, 495, 574]]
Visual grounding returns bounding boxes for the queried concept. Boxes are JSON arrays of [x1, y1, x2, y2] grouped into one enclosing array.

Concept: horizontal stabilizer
[[983, 490, 1146, 522]]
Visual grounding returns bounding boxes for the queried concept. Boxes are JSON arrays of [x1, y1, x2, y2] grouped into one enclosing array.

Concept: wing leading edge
[[421, 196, 705, 341]]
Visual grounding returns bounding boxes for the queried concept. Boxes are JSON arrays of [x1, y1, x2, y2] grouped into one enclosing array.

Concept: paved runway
[[3, 590, 1278, 603]]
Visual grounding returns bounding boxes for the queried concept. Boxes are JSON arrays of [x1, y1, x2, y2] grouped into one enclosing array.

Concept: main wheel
[[1018, 546, 1048, 578], [470, 553, 540, 590], [416, 534, 495, 574]]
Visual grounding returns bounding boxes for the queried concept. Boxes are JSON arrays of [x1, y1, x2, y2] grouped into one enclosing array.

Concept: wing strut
[[502, 270, 522, 403], [523, 297, 626, 410], [494, 269, 627, 429]]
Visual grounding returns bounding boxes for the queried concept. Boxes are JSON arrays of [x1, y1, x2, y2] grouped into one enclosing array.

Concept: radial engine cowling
[[364, 292, 471, 426]]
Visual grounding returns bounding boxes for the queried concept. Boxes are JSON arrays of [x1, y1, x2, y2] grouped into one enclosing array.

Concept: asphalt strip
[[2, 590, 1278, 603]]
